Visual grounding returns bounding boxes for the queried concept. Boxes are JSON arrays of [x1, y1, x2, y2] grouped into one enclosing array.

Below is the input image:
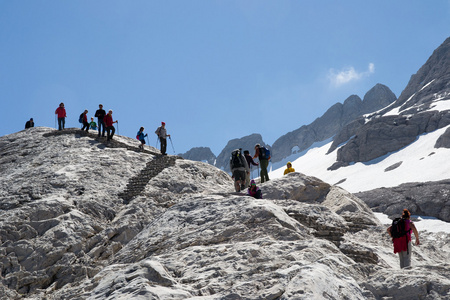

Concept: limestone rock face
[[355, 179, 450, 222], [329, 37, 450, 169], [0, 128, 449, 299], [178, 146, 216, 165], [271, 84, 396, 163]]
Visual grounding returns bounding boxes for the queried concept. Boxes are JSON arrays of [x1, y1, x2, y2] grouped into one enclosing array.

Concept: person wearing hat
[[284, 162, 295, 175], [104, 110, 118, 141], [25, 118, 34, 129], [155, 122, 170, 155]]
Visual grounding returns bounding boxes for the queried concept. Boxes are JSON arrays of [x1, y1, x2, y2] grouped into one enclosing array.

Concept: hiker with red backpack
[[387, 209, 420, 268], [136, 127, 148, 151]]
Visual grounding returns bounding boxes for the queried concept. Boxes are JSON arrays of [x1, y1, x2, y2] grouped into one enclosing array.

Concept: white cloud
[[328, 63, 375, 87]]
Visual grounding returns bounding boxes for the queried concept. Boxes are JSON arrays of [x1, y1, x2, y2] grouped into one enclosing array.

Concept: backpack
[[79, 114, 83, 123], [230, 149, 244, 169], [136, 131, 141, 140], [391, 218, 409, 238], [259, 146, 270, 160]]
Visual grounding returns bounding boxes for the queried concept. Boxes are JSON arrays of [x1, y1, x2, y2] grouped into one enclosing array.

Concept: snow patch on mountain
[[270, 124, 450, 193]]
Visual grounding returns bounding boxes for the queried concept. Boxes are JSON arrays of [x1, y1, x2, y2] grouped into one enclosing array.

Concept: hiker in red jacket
[[55, 103, 66, 131], [387, 209, 420, 268], [104, 110, 118, 141]]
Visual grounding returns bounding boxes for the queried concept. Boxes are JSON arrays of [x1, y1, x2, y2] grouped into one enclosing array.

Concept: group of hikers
[[55, 103, 120, 142], [26, 103, 172, 154], [28, 103, 422, 268], [228, 145, 296, 199]]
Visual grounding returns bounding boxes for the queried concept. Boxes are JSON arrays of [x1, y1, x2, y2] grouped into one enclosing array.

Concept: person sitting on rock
[[247, 180, 262, 199], [25, 118, 34, 129], [284, 162, 295, 175], [89, 117, 97, 130]]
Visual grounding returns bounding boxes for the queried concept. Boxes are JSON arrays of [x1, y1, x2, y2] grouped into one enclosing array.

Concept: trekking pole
[[116, 121, 119, 135], [257, 160, 260, 178], [54, 115, 57, 129], [156, 136, 159, 148], [146, 135, 150, 146], [169, 136, 175, 154]]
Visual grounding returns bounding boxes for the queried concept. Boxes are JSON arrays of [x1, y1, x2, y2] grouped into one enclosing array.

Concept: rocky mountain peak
[[328, 37, 450, 170], [362, 83, 397, 114], [389, 37, 450, 114], [178, 146, 216, 165]]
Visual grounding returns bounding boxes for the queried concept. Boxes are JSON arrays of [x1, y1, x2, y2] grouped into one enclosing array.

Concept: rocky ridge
[[0, 127, 449, 299], [330, 37, 450, 169], [270, 84, 396, 163]]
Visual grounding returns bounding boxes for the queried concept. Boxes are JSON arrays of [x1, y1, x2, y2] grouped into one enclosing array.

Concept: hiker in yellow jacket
[[284, 162, 295, 175]]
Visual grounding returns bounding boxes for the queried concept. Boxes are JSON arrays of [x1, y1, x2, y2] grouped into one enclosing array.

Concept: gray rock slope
[[1, 127, 449, 299], [355, 179, 450, 222]]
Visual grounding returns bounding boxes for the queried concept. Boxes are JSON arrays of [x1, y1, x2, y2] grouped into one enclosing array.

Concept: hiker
[[253, 144, 271, 183], [104, 110, 118, 141], [244, 150, 258, 187], [387, 209, 420, 269], [247, 179, 262, 199], [55, 102, 66, 130], [136, 127, 148, 151], [230, 148, 249, 192], [80, 110, 89, 132], [89, 117, 97, 130], [284, 162, 295, 175], [25, 118, 34, 129], [155, 122, 170, 155], [95, 104, 106, 137]]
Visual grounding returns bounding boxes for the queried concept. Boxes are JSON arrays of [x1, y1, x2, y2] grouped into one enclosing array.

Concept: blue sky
[[1, 1, 449, 155]]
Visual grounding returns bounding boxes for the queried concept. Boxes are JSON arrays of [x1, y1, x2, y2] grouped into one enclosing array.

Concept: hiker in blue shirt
[[137, 127, 148, 151]]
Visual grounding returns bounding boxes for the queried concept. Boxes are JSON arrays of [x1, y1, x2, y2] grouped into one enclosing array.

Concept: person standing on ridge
[[284, 162, 295, 175], [155, 122, 170, 155], [104, 110, 118, 141], [55, 102, 66, 131], [95, 104, 106, 137], [25, 118, 34, 129], [387, 209, 420, 269], [80, 110, 89, 132], [137, 127, 148, 151], [253, 144, 270, 183], [244, 150, 258, 187], [230, 148, 249, 192]]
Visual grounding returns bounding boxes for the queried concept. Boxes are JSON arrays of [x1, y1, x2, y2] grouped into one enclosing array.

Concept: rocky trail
[[0, 127, 449, 299]]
